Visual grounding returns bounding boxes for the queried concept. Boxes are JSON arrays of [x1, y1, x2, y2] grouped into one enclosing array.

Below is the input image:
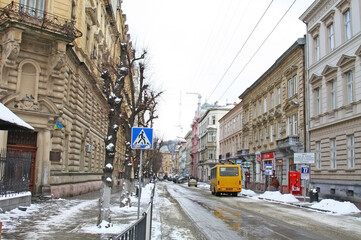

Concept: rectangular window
[[253, 104, 257, 118], [287, 79, 292, 98], [293, 76, 298, 95], [330, 80, 336, 110], [277, 121, 282, 139], [277, 87, 281, 105], [347, 135, 355, 168], [287, 116, 292, 136], [328, 24, 335, 52], [316, 87, 321, 115], [344, 10, 352, 40], [293, 114, 298, 135], [270, 92, 274, 109], [316, 141, 321, 169], [270, 124, 274, 142], [208, 132, 216, 142], [21, 0, 45, 18], [258, 100, 262, 116], [315, 36, 320, 61], [347, 71, 353, 104], [212, 116, 216, 125], [330, 138, 336, 169], [208, 150, 213, 160], [263, 97, 267, 113]]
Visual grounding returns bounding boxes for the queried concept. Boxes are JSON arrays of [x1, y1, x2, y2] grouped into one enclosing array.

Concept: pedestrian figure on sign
[[136, 131, 146, 145]]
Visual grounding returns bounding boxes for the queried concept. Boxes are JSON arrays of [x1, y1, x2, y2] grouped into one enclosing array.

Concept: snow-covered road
[[162, 181, 361, 240]]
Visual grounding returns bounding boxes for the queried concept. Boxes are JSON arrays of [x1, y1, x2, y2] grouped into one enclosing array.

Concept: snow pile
[[259, 191, 299, 203], [241, 189, 257, 196], [310, 199, 361, 215]]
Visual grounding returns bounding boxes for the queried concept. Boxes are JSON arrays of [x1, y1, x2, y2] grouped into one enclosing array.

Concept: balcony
[[0, 2, 82, 40], [276, 136, 304, 154]]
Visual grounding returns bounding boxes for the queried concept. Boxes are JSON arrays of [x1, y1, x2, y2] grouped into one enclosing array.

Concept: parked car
[[188, 178, 197, 187], [176, 176, 188, 184]]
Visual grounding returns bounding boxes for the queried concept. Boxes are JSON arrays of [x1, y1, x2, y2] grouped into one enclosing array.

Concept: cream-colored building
[[301, 0, 361, 203], [239, 38, 306, 192], [198, 105, 232, 182], [0, 0, 129, 198], [219, 102, 243, 163]]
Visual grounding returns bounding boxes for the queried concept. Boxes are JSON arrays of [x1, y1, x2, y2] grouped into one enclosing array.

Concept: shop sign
[[262, 152, 274, 160]]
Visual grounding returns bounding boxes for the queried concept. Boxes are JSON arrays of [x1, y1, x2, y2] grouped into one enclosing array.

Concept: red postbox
[[289, 171, 301, 195]]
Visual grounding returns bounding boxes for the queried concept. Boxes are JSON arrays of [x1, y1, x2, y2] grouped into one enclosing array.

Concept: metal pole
[[137, 150, 143, 219]]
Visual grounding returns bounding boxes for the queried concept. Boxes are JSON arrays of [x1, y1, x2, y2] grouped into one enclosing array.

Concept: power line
[[217, 0, 298, 102], [207, 0, 274, 101]]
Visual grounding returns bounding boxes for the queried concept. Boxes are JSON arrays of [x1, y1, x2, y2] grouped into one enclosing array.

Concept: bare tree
[[118, 56, 162, 206], [97, 42, 146, 226]]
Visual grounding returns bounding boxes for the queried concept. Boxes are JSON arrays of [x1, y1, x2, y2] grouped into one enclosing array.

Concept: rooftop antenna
[[186, 92, 202, 117]]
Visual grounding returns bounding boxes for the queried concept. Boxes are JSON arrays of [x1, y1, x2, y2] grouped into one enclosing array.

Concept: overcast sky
[[121, 0, 314, 140]]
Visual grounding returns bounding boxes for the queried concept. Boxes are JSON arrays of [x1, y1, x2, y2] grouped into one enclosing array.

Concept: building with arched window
[[0, 0, 129, 198]]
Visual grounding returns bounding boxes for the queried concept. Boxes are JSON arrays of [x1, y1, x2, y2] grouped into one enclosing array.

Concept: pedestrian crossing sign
[[131, 127, 153, 149]]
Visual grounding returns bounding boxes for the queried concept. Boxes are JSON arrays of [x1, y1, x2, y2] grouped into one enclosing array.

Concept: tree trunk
[[97, 181, 112, 226]]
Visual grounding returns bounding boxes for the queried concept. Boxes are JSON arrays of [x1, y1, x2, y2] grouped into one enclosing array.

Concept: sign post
[[131, 127, 153, 219], [294, 153, 315, 201]]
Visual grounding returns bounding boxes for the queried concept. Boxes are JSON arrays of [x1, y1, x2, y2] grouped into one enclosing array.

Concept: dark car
[[176, 176, 188, 184]]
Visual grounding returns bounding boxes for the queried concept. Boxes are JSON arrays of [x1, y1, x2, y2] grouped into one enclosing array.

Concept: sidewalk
[[240, 189, 361, 215]]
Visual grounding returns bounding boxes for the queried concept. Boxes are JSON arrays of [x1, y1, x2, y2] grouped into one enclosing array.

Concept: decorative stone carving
[[2, 40, 20, 65], [15, 94, 39, 111]]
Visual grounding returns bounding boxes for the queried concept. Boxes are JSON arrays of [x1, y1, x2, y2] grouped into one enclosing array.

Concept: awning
[[0, 103, 34, 131]]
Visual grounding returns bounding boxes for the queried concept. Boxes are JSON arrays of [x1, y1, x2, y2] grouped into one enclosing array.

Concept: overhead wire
[[207, 0, 274, 101], [217, 0, 298, 102]]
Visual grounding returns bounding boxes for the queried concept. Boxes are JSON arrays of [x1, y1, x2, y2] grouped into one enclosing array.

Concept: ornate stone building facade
[[301, 0, 361, 203], [0, 0, 129, 198], [239, 38, 306, 192]]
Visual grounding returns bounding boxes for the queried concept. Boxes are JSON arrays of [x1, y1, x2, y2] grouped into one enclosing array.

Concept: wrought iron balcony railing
[[0, 1, 82, 39]]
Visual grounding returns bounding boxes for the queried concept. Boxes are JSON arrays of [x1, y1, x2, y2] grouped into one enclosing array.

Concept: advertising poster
[[289, 171, 301, 195]]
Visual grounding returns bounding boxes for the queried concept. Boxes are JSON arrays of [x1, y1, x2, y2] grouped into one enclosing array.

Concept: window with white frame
[[277, 87, 281, 105], [286, 114, 297, 136], [277, 121, 282, 139], [212, 116, 216, 125], [314, 35, 320, 61], [270, 92, 274, 109], [330, 138, 336, 169], [208, 150, 214, 160], [21, 0, 45, 18], [258, 100, 262, 116], [328, 23, 335, 52], [208, 132, 216, 142], [316, 141, 321, 169], [344, 9, 352, 41], [329, 80, 336, 110], [315, 87, 321, 115], [293, 114, 298, 135], [263, 97, 267, 113], [287, 75, 297, 98], [270, 124, 274, 142], [347, 135, 355, 168], [346, 71, 353, 104]]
